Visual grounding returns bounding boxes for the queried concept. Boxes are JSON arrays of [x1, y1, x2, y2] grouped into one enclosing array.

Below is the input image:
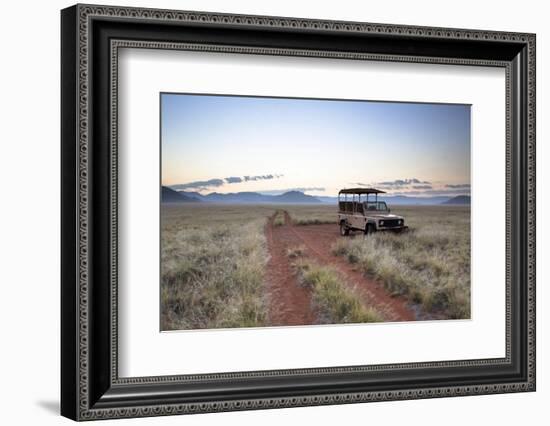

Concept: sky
[[161, 93, 471, 197]]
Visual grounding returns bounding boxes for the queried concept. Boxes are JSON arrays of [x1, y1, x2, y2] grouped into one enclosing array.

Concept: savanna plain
[[160, 204, 470, 331]]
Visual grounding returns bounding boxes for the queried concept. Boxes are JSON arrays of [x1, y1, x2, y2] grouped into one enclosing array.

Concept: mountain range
[[442, 195, 471, 205], [162, 186, 199, 203], [162, 186, 470, 206], [162, 187, 321, 204]]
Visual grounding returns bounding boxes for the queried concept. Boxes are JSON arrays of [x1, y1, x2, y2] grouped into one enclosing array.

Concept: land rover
[[337, 188, 407, 236]]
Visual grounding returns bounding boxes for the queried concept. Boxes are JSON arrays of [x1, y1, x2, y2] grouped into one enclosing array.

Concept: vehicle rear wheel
[[365, 223, 375, 235], [340, 222, 350, 236]]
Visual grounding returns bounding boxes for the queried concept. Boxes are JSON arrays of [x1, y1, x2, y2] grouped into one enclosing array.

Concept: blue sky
[[161, 93, 471, 197]]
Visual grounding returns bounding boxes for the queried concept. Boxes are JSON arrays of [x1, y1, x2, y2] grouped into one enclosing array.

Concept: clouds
[[376, 178, 431, 188], [170, 174, 283, 192], [355, 178, 431, 189], [392, 188, 470, 196], [224, 176, 242, 184], [396, 183, 470, 196], [222, 175, 282, 184], [392, 189, 471, 197], [243, 174, 283, 182], [353, 178, 469, 197], [170, 178, 225, 191]]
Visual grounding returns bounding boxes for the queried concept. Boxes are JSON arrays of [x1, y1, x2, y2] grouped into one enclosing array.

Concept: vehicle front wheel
[[365, 223, 375, 235], [340, 222, 350, 236]]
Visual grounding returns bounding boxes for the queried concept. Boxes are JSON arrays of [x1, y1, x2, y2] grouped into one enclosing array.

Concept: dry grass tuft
[[272, 210, 286, 227], [286, 245, 306, 259], [292, 260, 383, 324]]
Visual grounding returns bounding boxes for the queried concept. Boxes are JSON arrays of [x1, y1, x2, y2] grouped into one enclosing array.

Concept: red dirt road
[[265, 211, 416, 325], [265, 213, 316, 326]]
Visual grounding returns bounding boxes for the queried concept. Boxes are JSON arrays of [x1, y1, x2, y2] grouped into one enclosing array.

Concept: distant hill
[[169, 189, 322, 204], [382, 195, 453, 205], [162, 186, 199, 203], [442, 195, 471, 205], [203, 191, 271, 203], [177, 190, 204, 201], [317, 195, 453, 205], [165, 187, 469, 205], [273, 191, 321, 203]]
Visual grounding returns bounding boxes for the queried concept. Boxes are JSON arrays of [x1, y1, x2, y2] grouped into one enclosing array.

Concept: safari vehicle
[[338, 188, 407, 236]]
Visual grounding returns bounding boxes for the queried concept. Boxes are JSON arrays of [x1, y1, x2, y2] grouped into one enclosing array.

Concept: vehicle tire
[[365, 223, 375, 235], [340, 222, 350, 236]]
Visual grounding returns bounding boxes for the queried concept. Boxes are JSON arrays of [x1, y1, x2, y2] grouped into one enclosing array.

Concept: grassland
[[284, 204, 336, 226], [331, 206, 471, 319], [160, 203, 471, 330], [160, 204, 276, 330], [291, 256, 383, 324]]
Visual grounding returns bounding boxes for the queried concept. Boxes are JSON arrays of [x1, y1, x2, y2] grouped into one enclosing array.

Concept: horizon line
[[164, 186, 470, 199]]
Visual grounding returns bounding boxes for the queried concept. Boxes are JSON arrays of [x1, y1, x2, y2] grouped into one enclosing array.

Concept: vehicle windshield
[[364, 201, 389, 211]]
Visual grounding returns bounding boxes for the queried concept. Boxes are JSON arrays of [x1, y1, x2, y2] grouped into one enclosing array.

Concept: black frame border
[[61, 4, 536, 421]]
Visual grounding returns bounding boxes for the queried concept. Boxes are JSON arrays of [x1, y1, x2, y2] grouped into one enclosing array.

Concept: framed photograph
[[61, 4, 536, 421]]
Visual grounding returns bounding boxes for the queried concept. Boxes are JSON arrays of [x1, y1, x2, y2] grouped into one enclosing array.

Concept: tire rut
[[281, 211, 416, 322], [264, 212, 316, 326]]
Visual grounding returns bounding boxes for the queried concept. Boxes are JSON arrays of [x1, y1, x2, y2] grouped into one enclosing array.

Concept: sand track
[[264, 212, 316, 326], [265, 211, 416, 325]]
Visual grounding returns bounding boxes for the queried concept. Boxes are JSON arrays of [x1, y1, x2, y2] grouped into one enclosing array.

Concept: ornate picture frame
[[61, 4, 535, 421]]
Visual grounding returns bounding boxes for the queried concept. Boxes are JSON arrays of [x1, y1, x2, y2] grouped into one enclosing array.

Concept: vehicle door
[[350, 199, 366, 230]]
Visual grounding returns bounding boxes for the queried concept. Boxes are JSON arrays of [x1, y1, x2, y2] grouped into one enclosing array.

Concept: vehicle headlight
[[398, 220, 403, 225], [379, 220, 385, 226]]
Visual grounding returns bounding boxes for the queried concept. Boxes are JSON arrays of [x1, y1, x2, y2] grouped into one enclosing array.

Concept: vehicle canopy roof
[[338, 188, 386, 195]]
